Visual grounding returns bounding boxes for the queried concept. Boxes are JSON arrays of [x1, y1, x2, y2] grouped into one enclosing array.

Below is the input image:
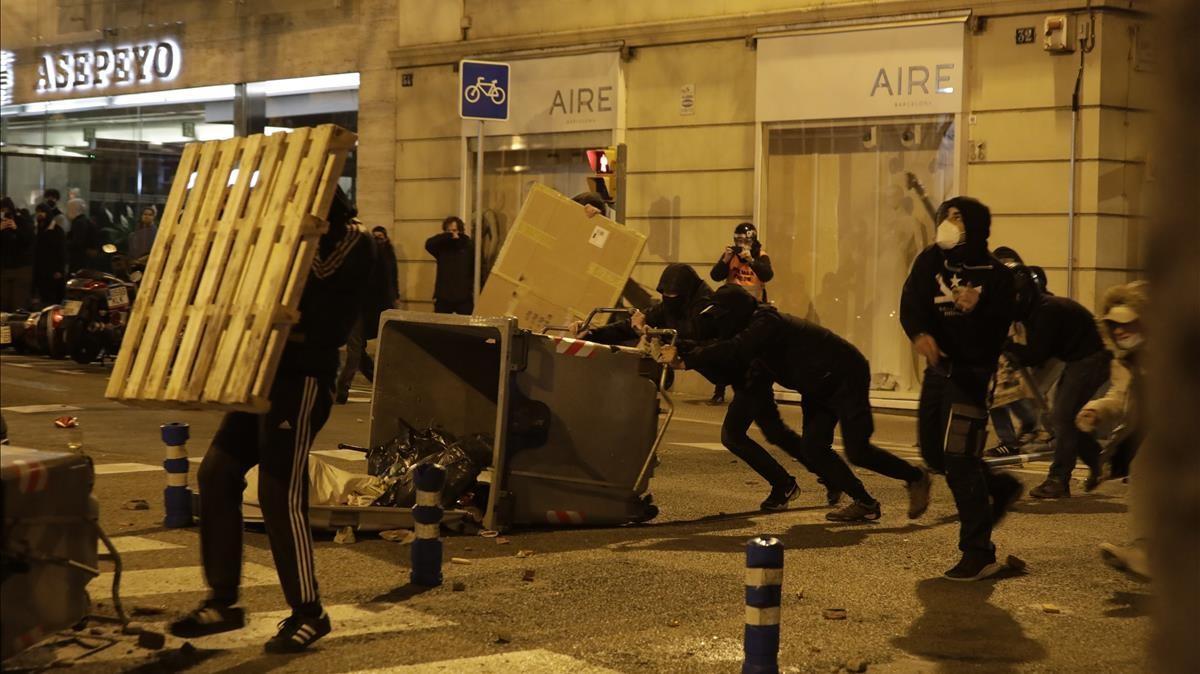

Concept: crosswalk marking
[[93, 462, 160, 475], [1, 403, 83, 414], [671, 442, 725, 451], [99, 536, 184, 554], [345, 651, 617, 674], [90, 563, 277, 598], [347, 397, 372, 403], [347, 650, 622, 673], [313, 449, 367, 462]]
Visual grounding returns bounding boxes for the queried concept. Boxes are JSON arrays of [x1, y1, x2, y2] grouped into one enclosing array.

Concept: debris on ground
[[136, 631, 166, 650], [1041, 604, 1063, 614], [479, 530, 499, 538], [452, 581, 466, 592], [494, 632, 512, 645], [667, 619, 680, 627], [333, 526, 356, 545], [130, 606, 167, 617], [368, 423, 493, 509], [822, 608, 848, 620], [521, 569, 536, 582], [122, 499, 150, 511], [844, 659, 869, 672], [54, 416, 79, 429], [796, 589, 805, 600], [379, 529, 415, 544], [451, 557, 472, 565], [495, 537, 510, 545], [516, 549, 535, 558]]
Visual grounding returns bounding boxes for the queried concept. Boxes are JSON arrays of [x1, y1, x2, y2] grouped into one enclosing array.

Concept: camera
[[731, 245, 743, 255]]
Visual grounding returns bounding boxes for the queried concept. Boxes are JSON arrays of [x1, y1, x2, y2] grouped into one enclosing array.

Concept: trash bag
[[369, 423, 493, 509]]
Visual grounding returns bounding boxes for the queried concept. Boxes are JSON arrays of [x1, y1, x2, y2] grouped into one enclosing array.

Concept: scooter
[[61, 245, 142, 364]]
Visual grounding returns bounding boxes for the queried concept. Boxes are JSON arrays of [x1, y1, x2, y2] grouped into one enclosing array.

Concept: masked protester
[[1077, 282, 1149, 578], [674, 285, 933, 520], [170, 188, 372, 653], [582, 263, 711, 345], [1004, 265, 1111, 498], [900, 196, 1023, 581]]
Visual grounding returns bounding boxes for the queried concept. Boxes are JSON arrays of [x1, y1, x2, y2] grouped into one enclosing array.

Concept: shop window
[[763, 116, 955, 396]]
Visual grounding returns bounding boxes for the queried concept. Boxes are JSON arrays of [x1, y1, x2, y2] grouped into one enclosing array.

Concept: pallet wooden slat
[[106, 124, 357, 412]]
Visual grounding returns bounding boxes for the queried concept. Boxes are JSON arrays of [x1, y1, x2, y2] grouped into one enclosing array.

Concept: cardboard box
[[477, 184, 646, 331]]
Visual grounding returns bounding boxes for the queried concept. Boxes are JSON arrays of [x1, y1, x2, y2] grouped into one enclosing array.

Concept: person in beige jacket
[[1075, 281, 1149, 579]]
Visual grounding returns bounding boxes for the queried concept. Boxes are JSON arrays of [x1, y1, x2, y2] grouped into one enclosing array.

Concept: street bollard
[[744, 536, 784, 674], [161, 422, 193, 528], [410, 463, 446, 587]]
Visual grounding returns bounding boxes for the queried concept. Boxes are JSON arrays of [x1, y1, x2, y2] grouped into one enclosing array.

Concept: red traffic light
[[586, 148, 614, 174]]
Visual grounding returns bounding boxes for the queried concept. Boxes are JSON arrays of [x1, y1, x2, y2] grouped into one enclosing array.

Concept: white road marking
[[91, 562, 278, 598], [349, 650, 621, 673], [313, 449, 367, 461], [93, 462, 160, 475], [80, 603, 451, 661], [7, 363, 36, 368], [672, 416, 722, 427], [347, 397, 372, 403], [672, 442, 726, 451], [99, 536, 184, 554], [1, 403, 83, 414], [52, 369, 85, 375]]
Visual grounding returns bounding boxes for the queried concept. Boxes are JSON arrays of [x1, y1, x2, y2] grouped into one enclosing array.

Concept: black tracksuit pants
[[1048, 350, 1111, 483], [919, 365, 1021, 559], [721, 378, 824, 489], [197, 371, 333, 616], [797, 356, 924, 504]]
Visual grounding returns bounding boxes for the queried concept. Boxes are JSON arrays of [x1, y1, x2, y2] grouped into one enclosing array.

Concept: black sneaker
[[169, 602, 246, 638], [991, 476, 1024, 527], [760, 479, 800, 511], [264, 611, 331, 654], [944, 554, 1005, 581], [1084, 467, 1102, 493], [906, 468, 933, 519], [825, 500, 881, 522], [1030, 477, 1070, 499], [984, 443, 1019, 458]]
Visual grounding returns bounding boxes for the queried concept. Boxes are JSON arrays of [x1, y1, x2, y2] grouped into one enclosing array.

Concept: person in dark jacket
[[65, 197, 103, 273], [128, 206, 159, 261], [170, 188, 372, 653], [32, 203, 67, 307], [673, 286, 933, 521], [1005, 265, 1111, 498], [40, 189, 69, 233], [335, 222, 395, 404], [0, 197, 36, 311], [708, 222, 774, 404], [425, 215, 474, 314], [900, 195, 1023, 581], [372, 226, 400, 308], [581, 263, 711, 345]]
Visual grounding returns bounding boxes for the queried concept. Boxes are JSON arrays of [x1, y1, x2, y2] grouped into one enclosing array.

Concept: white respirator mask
[[935, 221, 965, 249]]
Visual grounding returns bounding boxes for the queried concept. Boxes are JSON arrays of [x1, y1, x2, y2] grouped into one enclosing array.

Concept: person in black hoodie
[[671, 285, 933, 520], [900, 196, 1023, 581], [580, 263, 710, 345], [32, 203, 67, 307], [1005, 265, 1111, 498], [170, 188, 372, 653], [425, 215, 474, 314], [1, 197, 36, 311]]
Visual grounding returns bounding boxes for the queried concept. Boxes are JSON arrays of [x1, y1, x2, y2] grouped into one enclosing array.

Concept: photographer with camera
[[707, 222, 773, 403]]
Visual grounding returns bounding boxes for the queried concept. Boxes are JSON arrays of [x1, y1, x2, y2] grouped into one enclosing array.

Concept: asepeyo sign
[[36, 39, 182, 95], [755, 22, 964, 122]]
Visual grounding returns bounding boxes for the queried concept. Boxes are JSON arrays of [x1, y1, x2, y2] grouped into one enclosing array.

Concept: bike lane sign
[[460, 60, 510, 121]]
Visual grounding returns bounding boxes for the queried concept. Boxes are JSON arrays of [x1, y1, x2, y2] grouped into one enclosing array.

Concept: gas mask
[[935, 220, 964, 249]]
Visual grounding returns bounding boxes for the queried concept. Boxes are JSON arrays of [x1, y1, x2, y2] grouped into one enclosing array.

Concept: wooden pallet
[[105, 124, 357, 412]]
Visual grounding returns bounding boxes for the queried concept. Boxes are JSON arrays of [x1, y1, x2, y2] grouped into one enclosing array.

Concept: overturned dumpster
[[369, 311, 667, 532]]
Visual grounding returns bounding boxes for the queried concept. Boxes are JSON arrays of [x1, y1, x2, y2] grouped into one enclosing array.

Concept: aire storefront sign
[[755, 22, 964, 122], [35, 39, 182, 94]]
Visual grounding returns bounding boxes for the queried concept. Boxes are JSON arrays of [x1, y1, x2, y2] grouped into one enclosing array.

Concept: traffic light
[[586, 146, 618, 204]]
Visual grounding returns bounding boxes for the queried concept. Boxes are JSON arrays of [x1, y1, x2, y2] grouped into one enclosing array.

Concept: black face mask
[[662, 295, 686, 314]]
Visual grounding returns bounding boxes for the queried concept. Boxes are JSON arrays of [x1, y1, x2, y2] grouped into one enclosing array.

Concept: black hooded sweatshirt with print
[[899, 196, 1015, 370], [585, 263, 712, 344]]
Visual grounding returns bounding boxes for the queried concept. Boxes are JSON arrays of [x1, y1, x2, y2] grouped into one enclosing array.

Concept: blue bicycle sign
[[460, 60, 510, 121]]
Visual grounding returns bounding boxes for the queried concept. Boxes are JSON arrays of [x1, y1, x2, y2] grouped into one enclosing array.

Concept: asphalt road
[[1, 351, 1150, 673]]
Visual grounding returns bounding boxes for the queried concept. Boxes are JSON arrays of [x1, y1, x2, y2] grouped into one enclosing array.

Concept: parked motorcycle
[[1, 307, 67, 357], [60, 245, 143, 364]]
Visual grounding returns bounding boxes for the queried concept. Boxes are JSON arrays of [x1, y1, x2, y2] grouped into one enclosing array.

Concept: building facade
[[1, 0, 1153, 400]]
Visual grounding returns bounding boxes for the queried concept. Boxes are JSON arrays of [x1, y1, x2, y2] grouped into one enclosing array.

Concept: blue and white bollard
[[744, 536, 784, 674], [410, 463, 446, 587], [161, 422, 193, 528]]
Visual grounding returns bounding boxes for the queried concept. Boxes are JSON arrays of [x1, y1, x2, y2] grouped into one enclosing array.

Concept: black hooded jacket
[[1005, 294, 1107, 367], [899, 196, 1015, 370], [681, 285, 864, 397], [425, 231, 474, 303], [585, 263, 712, 344]]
